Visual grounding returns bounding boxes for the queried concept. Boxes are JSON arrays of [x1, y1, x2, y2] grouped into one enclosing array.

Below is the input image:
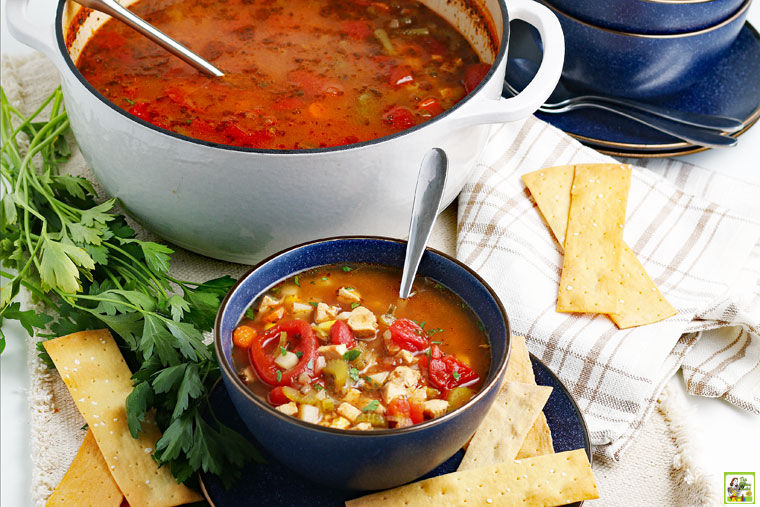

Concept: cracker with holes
[[43, 330, 202, 507], [523, 164, 676, 327], [46, 430, 123, 507], [346, 449, 599, 506], [459, 381, 553, 471]]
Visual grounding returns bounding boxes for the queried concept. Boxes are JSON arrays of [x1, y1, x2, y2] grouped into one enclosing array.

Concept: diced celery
[[373, 29, 396, 55]]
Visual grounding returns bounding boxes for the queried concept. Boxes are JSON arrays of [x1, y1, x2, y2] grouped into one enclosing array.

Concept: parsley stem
[[104, 242, 168, 297]]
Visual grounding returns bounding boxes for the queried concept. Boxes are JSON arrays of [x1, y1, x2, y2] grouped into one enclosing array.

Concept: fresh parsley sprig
[[0, 87, 262, 486]]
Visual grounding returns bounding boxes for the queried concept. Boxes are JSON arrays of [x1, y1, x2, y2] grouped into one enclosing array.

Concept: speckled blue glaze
[[542, 0, 751, 99], [200, 355, 591, 506], [530, 23, 760, 150], [545, 0, 745, 35], [214, 237, 511, 491]]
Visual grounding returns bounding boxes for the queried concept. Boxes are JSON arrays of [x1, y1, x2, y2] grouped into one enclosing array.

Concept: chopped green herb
[[124, 98, 135, 105], [349, 367, 360, 382], [363, 400, 380, 412], [364, 375, 374, 384], [342, 266, 353, 272], [343, 349, 361, 361], [321, 277, 328, 281], [420, 321, 426, 328], [452, 371, 461, 381], [434, 283, 446, 290], [276, 370, 282, 383], [295, 351, 303, 359], [425, 348, 432, 358], [427, 328, 444, 336], [431, 340, 442, 345], [80, 423, 89, 431], [271, 287, 281, 293], [308, 301, 318, 307], [350, 302, 360, 309], [477, 321, 486, 333], [279, 345, 287, 356], [294, 275, 300, 287], [245, 308, 256, 319], [314, 383, 324, 392]]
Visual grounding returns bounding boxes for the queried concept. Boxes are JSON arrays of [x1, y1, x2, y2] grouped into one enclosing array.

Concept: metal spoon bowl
[[72, 0, 223, 77], [399, 148, 449, 299]]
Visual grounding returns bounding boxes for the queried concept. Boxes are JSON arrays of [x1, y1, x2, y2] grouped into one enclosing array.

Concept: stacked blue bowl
[[540, 0, 753, 99]]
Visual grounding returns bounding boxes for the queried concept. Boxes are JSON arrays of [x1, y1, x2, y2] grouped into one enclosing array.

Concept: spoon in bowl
[[399, 148, 449, 300], [72, 0, 224, 77]]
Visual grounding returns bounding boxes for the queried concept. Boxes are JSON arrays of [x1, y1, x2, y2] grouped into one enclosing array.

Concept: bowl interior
[[216, 236, 510, 429]]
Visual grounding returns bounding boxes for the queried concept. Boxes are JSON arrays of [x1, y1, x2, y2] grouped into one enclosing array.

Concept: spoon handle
[[545, 102, 737, 148], [73, 0, 224, 77], [399, 148, 449, 300], [577, 95, 743, 133]]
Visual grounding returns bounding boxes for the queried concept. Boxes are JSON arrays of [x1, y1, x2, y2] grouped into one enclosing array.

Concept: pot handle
[[5, 0, 64, 66], [453, 0, 564, 126]]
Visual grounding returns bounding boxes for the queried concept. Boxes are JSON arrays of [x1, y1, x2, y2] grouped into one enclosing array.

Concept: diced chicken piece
[[382, 366, 421, 404], [318, 344, 348, 361], [409, 387, 428, 405], [379, 313, 396, 327], [279, 285, 299, 298], [314, 355, 326, 374], [337, 286, 361, 304], [298, 404, 321, 424], [291, 301, 313, 318], [396, 349, 416, 365], [274, 350, 299, 370], [353, 422, 372, 431], [295, 372, 312, 387], [383, 329, 400, 354], [336, 311, 352, 321], [275, 402, 298, 417], [329, 416, 352, 430], [343, 388, 363, 405], [315, 302, 340, 323], [347, 306, 378, 337], [258, 294, 281, 313], [423, 399, 449, 419], [337, 402, 362, 423], [365, 371, 389, 388]]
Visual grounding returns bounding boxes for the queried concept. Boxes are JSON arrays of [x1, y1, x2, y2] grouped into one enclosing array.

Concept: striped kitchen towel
[[457, 118, 760, 459]]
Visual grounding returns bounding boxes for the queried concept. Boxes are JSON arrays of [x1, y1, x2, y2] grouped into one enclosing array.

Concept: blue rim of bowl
[[542, 0, 751, 38], [197, 351, 593, 506], [213, 235, 512, 437], [54, 0, 508, 155]]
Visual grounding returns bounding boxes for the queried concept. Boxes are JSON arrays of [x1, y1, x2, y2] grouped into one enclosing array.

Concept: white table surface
[[2, 1, 759, 505]]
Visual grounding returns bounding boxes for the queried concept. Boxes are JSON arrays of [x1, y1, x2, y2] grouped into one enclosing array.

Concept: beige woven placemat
[[2, 52, 717, 506]]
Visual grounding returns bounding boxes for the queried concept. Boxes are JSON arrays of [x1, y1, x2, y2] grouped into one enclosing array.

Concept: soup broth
[[231, 263, 491, 430], [75, 0, 490, 149]]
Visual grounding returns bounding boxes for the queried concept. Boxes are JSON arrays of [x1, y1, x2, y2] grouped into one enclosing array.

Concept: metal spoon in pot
[[72, 0, 224, 77], [399, 148, 449, 300]]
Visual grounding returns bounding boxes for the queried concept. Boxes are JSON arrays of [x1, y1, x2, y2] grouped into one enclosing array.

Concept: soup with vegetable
[[74, 0, 491, 149], [231, 263, 491, 430]]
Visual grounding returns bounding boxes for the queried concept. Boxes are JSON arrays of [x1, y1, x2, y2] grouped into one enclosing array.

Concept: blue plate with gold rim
[[199, 354, 591, 506], [509, 21, 760, 157]]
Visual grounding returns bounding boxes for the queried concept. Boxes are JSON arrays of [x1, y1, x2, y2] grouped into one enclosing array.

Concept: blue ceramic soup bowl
[[543, 0, 751, 99], [214, 237, 511, 491], [544, 0, 746, 35]]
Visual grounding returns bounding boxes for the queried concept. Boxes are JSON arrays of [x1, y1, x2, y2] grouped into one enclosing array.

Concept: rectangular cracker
[[505, 335, 555, 457], [46, 430, 123, 507], [523, 164, 676, 327], [459, 381, 552, 471], [558, 163, 630, 313], [43, 330, 202, 507], [347, 449, 599, 506]]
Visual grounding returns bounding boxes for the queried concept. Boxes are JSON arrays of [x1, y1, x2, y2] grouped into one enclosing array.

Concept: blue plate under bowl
[[513, 22, 760, 155], [200, 353, 592, 506]]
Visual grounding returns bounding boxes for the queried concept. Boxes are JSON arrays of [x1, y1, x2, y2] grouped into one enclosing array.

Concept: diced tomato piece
[[462, 63, 492, 94], [249, 319, 317, 386], [330, 320, 356, 348], [409, 399, 425, 424], [341, 20, 372, 40], [382, 106, 416, 130], [424, 345, 479, 392], [417, 97, 443, 116], [389, 318, 428, 351], [387, 397, 413, 428], [389, 66, 415, 87], [267, 386, 289, 406], [287, 69, 327, 96], [127, 102, 151, 121], [340, 135, 360, 145]]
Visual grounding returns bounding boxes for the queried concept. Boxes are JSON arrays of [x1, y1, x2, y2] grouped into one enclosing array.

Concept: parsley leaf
[[343, 349, 361, 361], [349, 367, 360, 382], [452, 371, 461, 381], [362, 400, 379, 412], [276, 370, 282, 383], [350, 302, 360, 309]]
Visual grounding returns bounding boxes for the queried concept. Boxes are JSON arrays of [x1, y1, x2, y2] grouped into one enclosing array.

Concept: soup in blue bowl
[[214, 237, 511, 490]]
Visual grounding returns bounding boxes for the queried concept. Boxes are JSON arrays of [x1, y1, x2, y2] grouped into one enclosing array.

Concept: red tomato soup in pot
[[231, 263, 491, 430], [74, 0, 490, 149]]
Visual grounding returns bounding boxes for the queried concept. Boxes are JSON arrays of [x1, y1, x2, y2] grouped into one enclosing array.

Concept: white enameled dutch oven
[[7, 0, 563, 263]]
